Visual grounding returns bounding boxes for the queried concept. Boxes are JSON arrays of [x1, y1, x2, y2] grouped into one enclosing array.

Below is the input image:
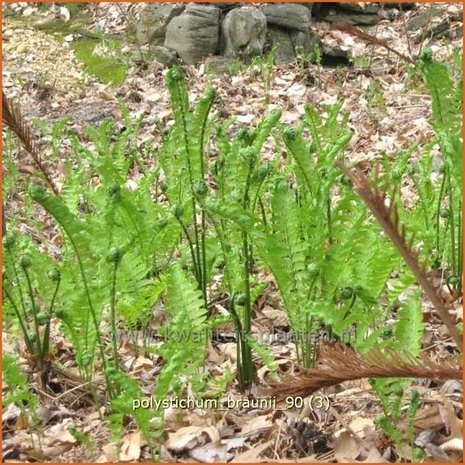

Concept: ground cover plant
[[2, 2, 463, 463]]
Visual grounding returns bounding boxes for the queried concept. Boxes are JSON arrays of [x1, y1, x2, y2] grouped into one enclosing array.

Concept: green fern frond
[[252, 108, 281, 153], [155, 265, 208, 399], [420, 53, 461, 132], [201, 196, 255, 231], [395, 291, 424, 355], [29, 186, 109, 369]]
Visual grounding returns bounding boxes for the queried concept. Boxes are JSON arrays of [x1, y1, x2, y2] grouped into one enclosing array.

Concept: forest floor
[[2, 2, 463, 463]]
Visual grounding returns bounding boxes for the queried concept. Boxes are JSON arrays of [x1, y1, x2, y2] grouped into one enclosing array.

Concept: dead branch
[[2, 91, 59, 195], [335, 161, 462, 350], [272, 343, 462, 398], [331, 21, 416, 65]]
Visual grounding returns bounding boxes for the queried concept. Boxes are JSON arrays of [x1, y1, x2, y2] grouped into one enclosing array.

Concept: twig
[[331, 21, 416, 65], [399, 3, 413, 59]]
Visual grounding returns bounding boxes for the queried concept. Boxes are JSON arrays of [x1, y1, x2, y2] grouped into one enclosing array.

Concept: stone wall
[[133, 3, 415, 69]]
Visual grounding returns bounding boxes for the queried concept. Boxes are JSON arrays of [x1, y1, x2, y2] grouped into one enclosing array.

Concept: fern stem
[[457, 202, 462, 289], [110, 261, 120, 371], [210, 218, 233, 292], [258, 197, 268, 228], [410, 173, 430, 232], [242, 234, 252, 335], [435, 169, 447, 254], [192, 208, 203, 298], [447, 174, 457, 277], [22, 266, 44, 368], [326, 196, 332, 244], [4, 287, 34, 353], [200, 210, 208, 307], [7, 248, 29, 326], [43, 277, 61, 359], [177, 217, 200, 285], [240, 232, 254, 388]]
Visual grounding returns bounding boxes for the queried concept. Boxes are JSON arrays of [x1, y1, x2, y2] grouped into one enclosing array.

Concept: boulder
[[299, 3, 314, 14], [165, 4, 220, 65], [222, 7, 267, 60], [135, 3, 185, 45], [406, 6, 444, 32], [261, 3, 312, 32], [267, 27, 319, 64], [210, 3, 238, 13], [205, 56, 238, 75], [337, 3, 379, 15], [383, 3, 415, 9], [267, 27, 294, 64], [325, 12, 379, 26], [321, 45, 351, 67], [152, 46, 179, 66]]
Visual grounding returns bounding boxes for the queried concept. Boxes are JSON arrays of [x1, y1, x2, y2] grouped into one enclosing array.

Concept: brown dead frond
[[331, 21, 415, 65], [272, 343, 462, 398], [2, 91, 59, 195], [336, 161, 462, 350]]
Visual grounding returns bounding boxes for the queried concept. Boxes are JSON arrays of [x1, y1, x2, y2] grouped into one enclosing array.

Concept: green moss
[[72, 38, 127, 86]]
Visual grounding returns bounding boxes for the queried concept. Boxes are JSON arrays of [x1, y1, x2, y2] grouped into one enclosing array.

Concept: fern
[[155, 265, 208, 399], [420, 50, 461, 136], [2, 354, 42, 450], [372, 291, 424, 439], [160, 66, 218, 305], [29, 186, 107, 371], [3, 354, 39, 410], [416, 50, 463, 283], [107, 370, 156, 455]]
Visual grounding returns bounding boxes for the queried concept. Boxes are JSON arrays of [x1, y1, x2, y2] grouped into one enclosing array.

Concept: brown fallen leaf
[[438, 397, 463, 439], [334, 431, 361, 463], [119, 431, 142, 462], [231, 440, 273, 462], [189, 442, 229, 463], [166, 425, 220, 453], [241, 415, 273, 438], [101, 442, 119, 462], [98, 90, 116, 101]]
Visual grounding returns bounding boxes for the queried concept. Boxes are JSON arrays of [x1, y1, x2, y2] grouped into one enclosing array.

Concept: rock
[[40, 99, 120, 127], [130, 49, 148, 65], [267, 27, 319, 64], [165, 4, 220, 65], [299, 3, 314, 14], [152, 46, 179, 66], [135, 3, 185, 45], [411, 10, 463, 43], [434, 24, 462, 41], [205, 56, 237, 75], [383, 3, 415, 9], [210, 3, 238, 13], [325, 13, 379, 26], [222, 7, 267, 60], [261, 3, 312, 31], [267, 27, 295, 64], [406, 6, 445, 32], [337, 3, 379, 15], [321, 45, 351, 67], [312, 3, 331, 19]]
